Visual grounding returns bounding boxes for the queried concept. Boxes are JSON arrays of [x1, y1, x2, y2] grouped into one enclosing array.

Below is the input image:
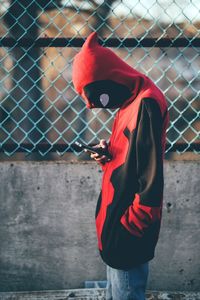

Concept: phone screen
[[74, 141, 100, 154]]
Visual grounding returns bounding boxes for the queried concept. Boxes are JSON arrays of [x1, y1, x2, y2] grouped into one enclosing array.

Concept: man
[[72, 32, 169, 300]]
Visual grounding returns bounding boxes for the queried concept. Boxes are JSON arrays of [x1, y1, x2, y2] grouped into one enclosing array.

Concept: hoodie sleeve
[[120, 98, 164, 237]]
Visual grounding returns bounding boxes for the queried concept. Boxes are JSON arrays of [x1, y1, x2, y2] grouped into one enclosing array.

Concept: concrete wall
[[0, 161, 199, 292]]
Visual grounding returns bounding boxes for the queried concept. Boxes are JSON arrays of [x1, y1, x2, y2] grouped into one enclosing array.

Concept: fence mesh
[[0, 0, 199, 157]]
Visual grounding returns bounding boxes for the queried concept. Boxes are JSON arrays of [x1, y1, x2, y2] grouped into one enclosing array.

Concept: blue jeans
[[106, 263, 149, 300]]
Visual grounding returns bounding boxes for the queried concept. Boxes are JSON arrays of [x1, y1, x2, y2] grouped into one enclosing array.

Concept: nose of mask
[[83, 80, 132, 108]]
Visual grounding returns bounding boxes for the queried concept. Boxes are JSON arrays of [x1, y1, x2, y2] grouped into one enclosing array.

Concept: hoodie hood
[[72, 32, 147, 108]]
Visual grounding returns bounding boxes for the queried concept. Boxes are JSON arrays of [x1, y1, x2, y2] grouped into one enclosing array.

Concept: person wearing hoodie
[[72, 32, 169, 300]]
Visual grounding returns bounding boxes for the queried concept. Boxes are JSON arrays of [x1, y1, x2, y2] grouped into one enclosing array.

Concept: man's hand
[[89, 139, 111, 165]]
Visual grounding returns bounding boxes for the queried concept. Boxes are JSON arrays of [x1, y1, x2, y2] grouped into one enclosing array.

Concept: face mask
[[83, 80, 132, 108]]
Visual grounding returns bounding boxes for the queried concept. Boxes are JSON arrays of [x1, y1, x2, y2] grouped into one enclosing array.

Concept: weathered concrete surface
[[0, 161, 199, 292], [0, 289, 200, 300]]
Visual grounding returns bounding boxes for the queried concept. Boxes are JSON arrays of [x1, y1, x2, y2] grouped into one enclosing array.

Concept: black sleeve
[[120, 98, 164, 236], [136, 98, 164, 207]]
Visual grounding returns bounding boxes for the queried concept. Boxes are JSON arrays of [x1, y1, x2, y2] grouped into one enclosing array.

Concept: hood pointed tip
[[83, 32, 99, 50]]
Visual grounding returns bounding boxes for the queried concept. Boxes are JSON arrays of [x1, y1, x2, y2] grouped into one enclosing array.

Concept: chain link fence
[[0, 0, 199, 158]]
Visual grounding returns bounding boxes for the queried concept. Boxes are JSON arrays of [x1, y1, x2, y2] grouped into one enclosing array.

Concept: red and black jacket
[[72, 32, 169, 270]]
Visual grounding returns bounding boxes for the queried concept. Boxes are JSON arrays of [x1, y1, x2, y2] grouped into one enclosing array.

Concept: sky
[[112, 0, 200, 23], [65, 0, 200, 23]]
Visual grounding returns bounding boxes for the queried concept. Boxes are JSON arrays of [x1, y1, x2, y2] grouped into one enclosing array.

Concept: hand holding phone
[[74, 140, 112, 161]]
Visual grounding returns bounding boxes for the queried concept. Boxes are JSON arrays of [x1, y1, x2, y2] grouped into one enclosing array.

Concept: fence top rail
[[0, 37, 200, 48]]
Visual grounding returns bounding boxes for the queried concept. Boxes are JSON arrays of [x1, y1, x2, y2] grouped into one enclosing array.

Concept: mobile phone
[[74, 141, 112, 159]]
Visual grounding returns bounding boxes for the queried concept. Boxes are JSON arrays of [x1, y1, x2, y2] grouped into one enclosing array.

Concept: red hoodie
[[72, 32, 169, 269]]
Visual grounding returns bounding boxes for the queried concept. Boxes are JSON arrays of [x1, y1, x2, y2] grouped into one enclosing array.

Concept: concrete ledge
[[0, 161, 199, 291], [0, 289, 200, 300]]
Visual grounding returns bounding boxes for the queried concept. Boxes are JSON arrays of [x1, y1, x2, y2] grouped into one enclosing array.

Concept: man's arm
[[120, 98, 164, 237]]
